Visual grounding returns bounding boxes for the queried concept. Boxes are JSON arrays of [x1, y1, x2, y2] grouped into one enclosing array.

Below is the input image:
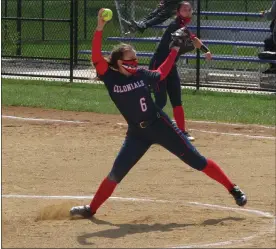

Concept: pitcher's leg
[[154, 114, 247, 206], [90, 135, 151, 214], [70, 135, 151, 218], [107, 135, 151, 183]]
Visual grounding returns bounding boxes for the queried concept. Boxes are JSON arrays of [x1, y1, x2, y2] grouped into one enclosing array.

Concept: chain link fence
[[1, 0, 275, 91]]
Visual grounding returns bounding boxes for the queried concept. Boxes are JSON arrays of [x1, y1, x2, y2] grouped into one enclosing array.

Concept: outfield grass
[[2, 78, 275, 126]]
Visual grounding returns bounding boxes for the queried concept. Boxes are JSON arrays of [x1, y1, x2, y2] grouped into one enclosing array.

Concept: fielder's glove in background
[[258, 51, 276, 60], [169, 27, 195, 55]]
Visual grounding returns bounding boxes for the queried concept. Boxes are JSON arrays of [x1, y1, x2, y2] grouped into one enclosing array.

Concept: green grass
[[2, 78, 275, 126]]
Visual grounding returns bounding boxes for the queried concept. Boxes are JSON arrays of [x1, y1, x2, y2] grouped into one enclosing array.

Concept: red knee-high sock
[[90, 177, 117, 214], [202, 159, 235, 191], [173, 105, 186, 131]]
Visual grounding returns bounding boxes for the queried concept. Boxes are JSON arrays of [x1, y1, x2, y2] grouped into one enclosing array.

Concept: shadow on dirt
[[77, 216, 246, 245]]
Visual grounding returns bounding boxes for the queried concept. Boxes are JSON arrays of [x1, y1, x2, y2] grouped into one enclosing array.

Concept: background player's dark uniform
[[262, 0, 276, 73], [149, 17, 195, 134], [125, 0, 183, 33], [150, 17, 191, 108]]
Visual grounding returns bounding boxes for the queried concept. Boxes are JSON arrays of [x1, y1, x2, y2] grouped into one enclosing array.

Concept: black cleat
[[120, 18, 137, 33], [230, 185, 247, 207], [70, 205, 95, 219], [130, 20, 146, 33], [262, 68, 276, 74]]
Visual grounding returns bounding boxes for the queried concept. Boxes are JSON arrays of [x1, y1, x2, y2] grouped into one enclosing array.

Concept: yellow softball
[[102, 8, 113, 22]]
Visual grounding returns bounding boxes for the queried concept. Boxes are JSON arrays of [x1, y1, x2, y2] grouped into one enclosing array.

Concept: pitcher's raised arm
[[91, 9, 109, 76]]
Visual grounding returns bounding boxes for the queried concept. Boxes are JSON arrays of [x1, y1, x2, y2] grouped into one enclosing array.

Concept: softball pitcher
[[70, 8, 247, 219]]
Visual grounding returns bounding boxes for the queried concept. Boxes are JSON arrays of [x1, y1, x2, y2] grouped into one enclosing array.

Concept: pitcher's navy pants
[[108, 111, 207, 183]]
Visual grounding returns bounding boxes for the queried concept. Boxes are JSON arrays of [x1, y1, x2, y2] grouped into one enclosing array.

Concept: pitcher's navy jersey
[[99, 68, 161, 125], [92, 30, 178, 125]]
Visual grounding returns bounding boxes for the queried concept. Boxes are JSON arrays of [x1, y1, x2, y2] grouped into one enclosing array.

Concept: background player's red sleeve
[[154, 49, 178, 80], [92, 30, 108, 76]]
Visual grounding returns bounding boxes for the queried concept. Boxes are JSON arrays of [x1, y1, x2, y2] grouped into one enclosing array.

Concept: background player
[[260, 0, 276, 74], [70, 8, 247, 219], [122, 0, 184, 34], [150, 1, 212, 141]]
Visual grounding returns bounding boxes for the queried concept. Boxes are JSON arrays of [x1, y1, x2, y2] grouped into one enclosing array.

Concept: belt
[[139, 112, 161, 129]]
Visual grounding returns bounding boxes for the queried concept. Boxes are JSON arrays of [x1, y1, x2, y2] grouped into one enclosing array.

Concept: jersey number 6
[[140, 97, 147, 112]]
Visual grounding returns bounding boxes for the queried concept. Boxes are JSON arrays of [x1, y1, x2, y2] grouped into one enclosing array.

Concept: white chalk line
[[117, 122, 275, 140], [189, 201, 273, 218], [2, 115, 275, 246], [2, 194, 275, 248], [2, 114, 275, 130], [2, 194, 273, 218], [189, 128, 276, 140], [2, 115, 275, 139], [173, 216, 276, 248], [172, 233, 260, 248], [187, 120, 275, 129], [1, 194, 168, 203], [2, 115, 87, 124]]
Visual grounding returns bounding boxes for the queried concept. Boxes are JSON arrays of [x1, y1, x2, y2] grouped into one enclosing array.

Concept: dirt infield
[[2, 106, 276, 248]]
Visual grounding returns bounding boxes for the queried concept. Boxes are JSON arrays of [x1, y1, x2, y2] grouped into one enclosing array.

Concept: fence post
[[16, 0, 22, 56], [70, 0, 74, 82], [4, 0, 8, 45], [84, 0, 87, 39], [114, 0, 126, 36], [196, 0, 201, 91], [4, 0, 8, 19], [245, 0, 248, 21], [41, 0, 45, 41], [73, 0, 78, 66], [130, 0, 135, 21], [205, 0, 208, 20]]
